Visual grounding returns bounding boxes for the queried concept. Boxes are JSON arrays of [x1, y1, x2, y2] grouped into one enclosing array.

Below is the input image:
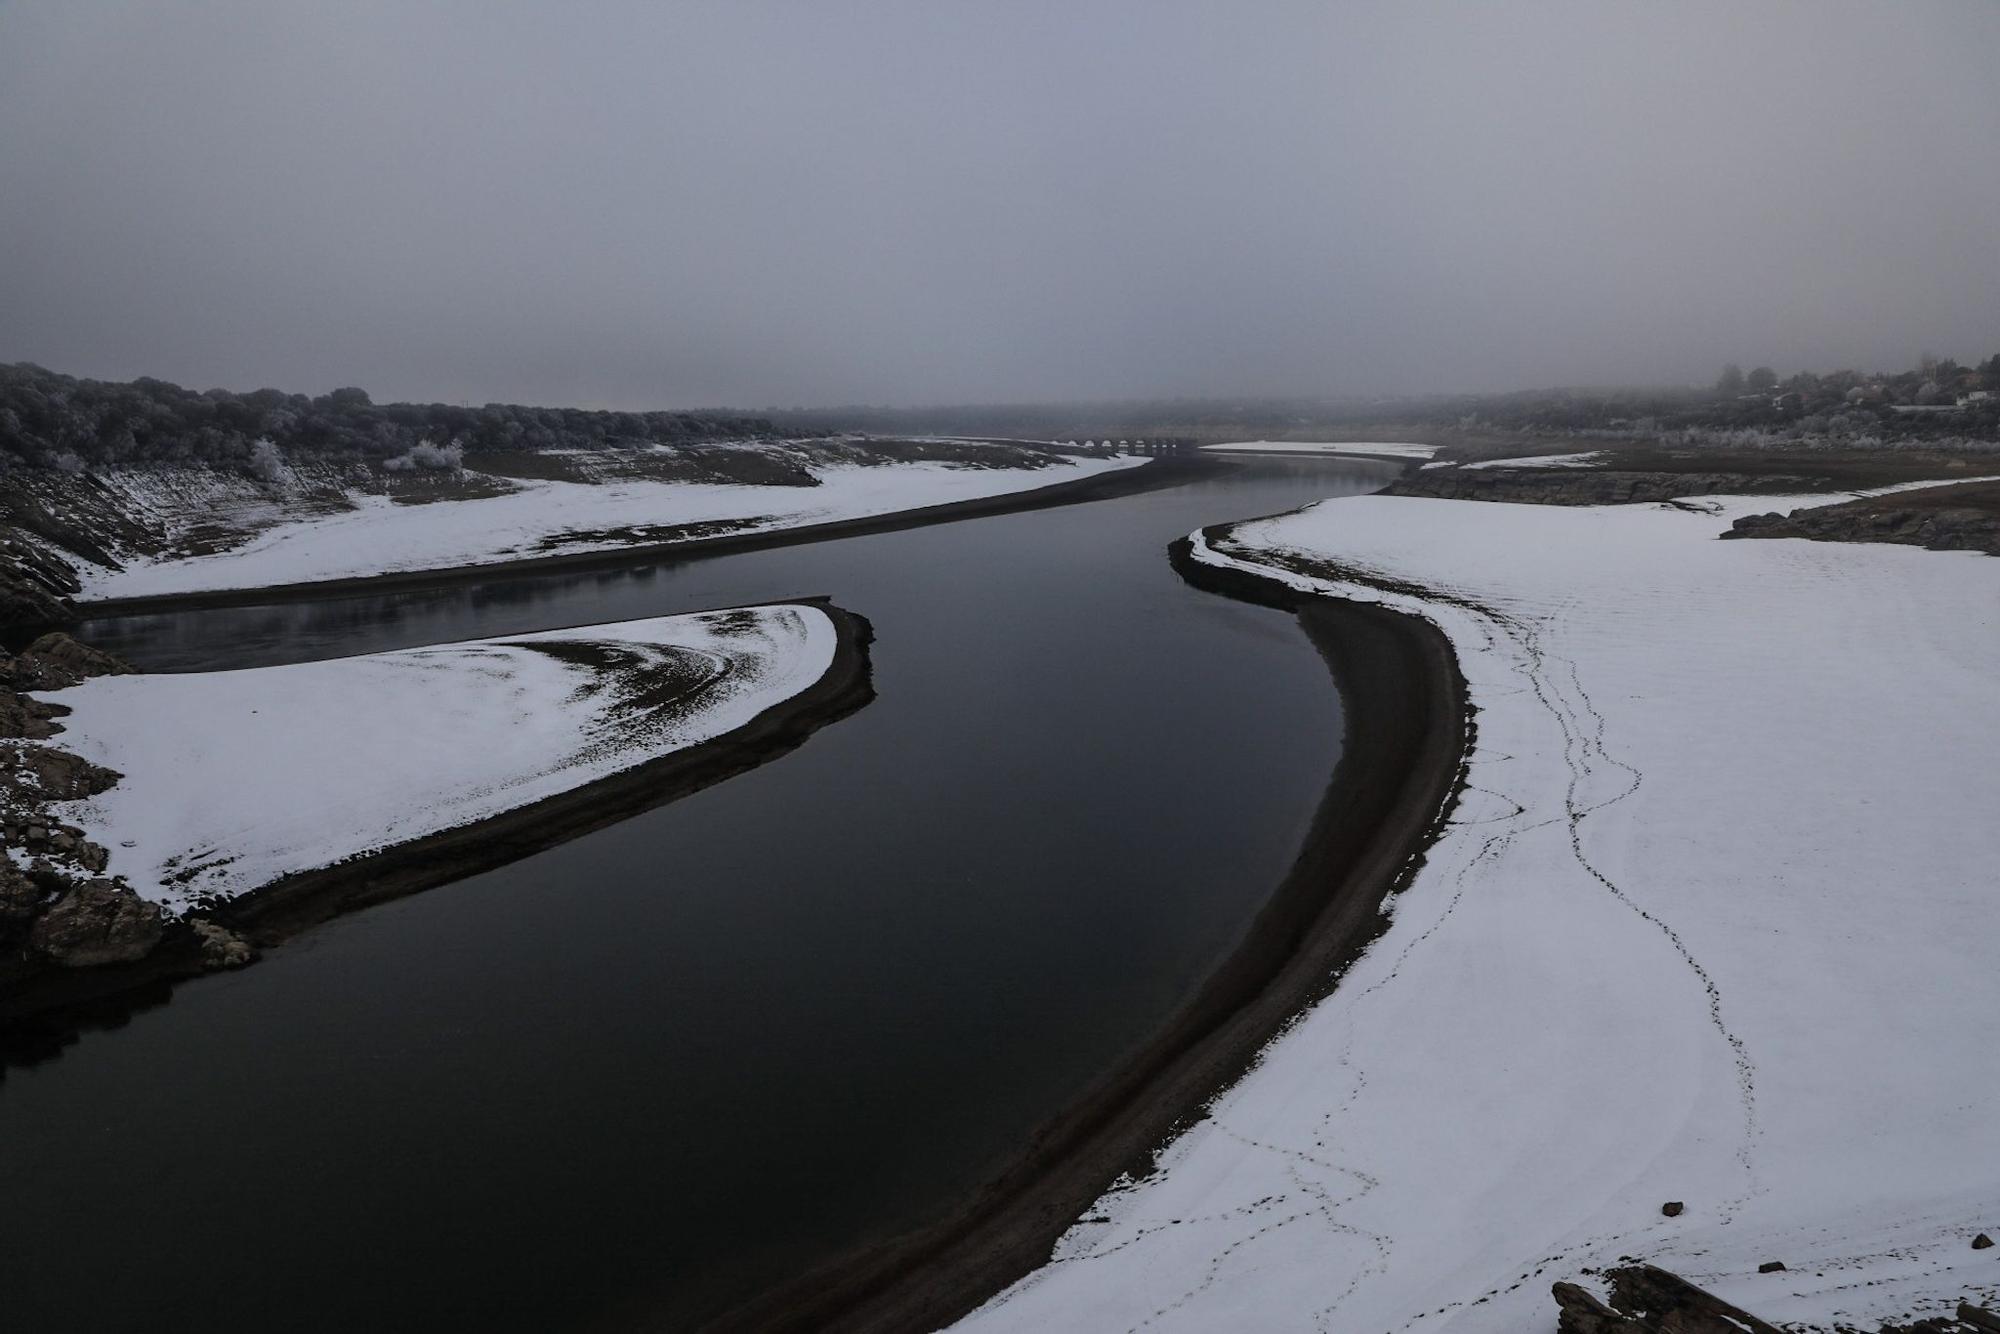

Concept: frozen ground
[[1202, 440, 1439, 460], [958, 486, 2000, 1332], [37, 606, 836, 913], [77, 454, 1143, 600]]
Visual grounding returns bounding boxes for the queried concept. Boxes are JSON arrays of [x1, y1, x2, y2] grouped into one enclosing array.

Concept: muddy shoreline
[[0, 600, 876, 1067], [76, 455, 1217, 620], [693, 532, 1471, 1333]]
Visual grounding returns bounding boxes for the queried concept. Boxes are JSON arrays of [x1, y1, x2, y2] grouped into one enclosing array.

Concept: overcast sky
[[2, 2, 1996, 410]]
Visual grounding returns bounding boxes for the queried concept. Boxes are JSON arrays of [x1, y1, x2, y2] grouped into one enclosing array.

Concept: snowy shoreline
[[949, 487, 2000, 1333], [74, 453, 1151, 607]]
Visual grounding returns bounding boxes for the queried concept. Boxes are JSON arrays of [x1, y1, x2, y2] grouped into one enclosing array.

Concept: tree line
[[0, 363, 788, 475]]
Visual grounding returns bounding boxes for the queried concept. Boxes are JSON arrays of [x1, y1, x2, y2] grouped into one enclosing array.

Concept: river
[[4, 455, 1397, 1331]]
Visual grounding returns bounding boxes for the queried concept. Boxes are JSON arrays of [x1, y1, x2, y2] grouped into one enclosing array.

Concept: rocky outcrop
[[1724, 503, 2000, 556], [1554, 1265, 1783, 1334], [0, 689, 65, 739], [0, 533, 82, 642], [0, 567, 75, 638], [10, 632, 134, 690], [1390, 469, 1818, 506], [0, 742, 120, 801], [2, 820, 112, 873], [192, 919, 255, 970], [0, 862, 43, 932], [1553, 1265, 2000, 1334], [0, 629, 149, 983], [27, 879, 164, 967]]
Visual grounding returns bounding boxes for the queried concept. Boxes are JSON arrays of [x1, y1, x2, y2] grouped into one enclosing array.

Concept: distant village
[[1715, 355, 1998, 417]]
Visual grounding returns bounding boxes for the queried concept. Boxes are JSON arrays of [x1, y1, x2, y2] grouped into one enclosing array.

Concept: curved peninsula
[[0, 600, 875, 1062]]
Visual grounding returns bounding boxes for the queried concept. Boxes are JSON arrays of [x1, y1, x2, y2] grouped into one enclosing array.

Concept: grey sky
[[2, 1, 1996, 410]]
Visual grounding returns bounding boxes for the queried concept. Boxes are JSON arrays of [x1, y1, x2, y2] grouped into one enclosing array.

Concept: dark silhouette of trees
[[0, 363, 785, 474]]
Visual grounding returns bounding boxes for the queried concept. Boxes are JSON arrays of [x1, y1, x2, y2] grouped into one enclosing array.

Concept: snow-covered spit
[[1461, 449, 1607, 469], [1202, 440, 1439, 460], [37, 606, 836, 914], [958, 488, 2000, 1331], [78, 454, 1145, 601]]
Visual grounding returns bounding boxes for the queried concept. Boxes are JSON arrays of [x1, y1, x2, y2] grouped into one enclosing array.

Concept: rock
[[1596, 1264, 1785, 1334], [10, 632, 134, 691], [1724, 502, 2000, 557], [74, 839, 109, 873], [1553, 1280, 1642, 1334], [0, 561, 77, 641], [28, 879, 163, 966], [0, 742, 121, 800], [1661, 1201, 1684, 1217], [0, 690, 65, 739], [191, 919, 256, 970], [1975, 1233, 1994, 1250], [0, 534, 84, 598], [0, 863, 41, 925], [1756, 1260, 1785, 1274]]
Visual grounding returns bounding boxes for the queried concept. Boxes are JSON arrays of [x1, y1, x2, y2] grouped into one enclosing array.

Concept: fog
[[2, 1, 1995, 410]]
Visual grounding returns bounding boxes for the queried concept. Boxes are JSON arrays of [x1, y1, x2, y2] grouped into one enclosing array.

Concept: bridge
[[1056, 437, 1199, 456]]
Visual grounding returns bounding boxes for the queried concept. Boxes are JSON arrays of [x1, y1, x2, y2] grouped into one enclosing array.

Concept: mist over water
[[3, 1, 1996, 409]]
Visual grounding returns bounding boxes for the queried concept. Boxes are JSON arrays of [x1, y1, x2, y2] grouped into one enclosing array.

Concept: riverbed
[[5, 456, 1396, 1331]]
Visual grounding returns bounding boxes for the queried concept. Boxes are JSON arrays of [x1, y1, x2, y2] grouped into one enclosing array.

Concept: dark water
[[3, 457, 1394, 1332]]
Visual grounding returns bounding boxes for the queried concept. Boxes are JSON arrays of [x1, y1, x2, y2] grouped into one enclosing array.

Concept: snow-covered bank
[[1202, 440, 1438, 460], [77, 455, 1145, 600], [959, 490, 2000, 1332], [38, 606, 838, 913]]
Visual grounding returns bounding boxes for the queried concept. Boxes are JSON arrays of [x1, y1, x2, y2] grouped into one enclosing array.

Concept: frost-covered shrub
[[48, 450, 85, 475], [382, 438, 465, 472], [247, 437, 285, 482]]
